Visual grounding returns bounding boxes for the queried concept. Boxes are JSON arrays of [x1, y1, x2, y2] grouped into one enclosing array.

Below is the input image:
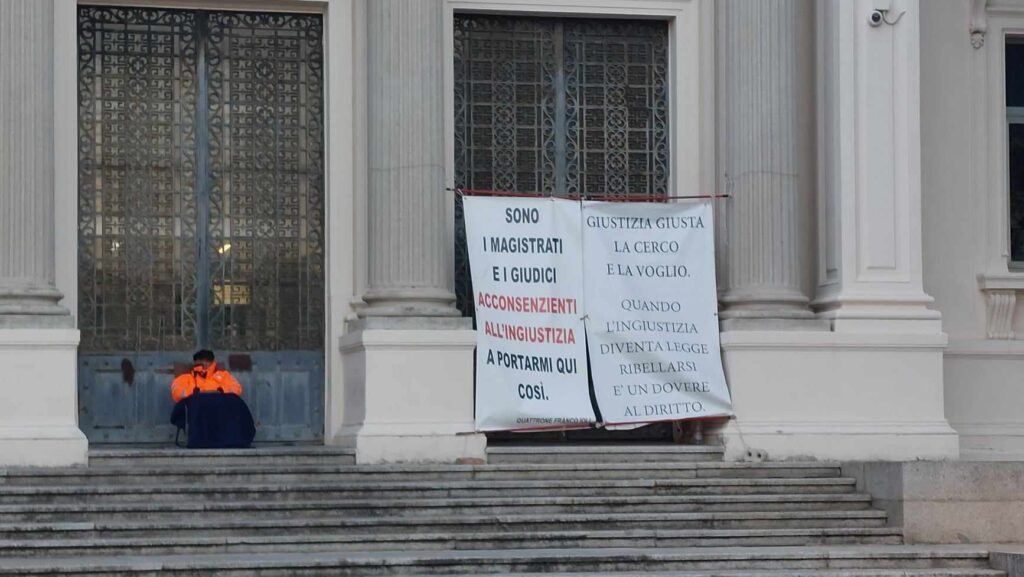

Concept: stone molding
[[970, 0, 989, 49], [977, 272, 1024, 339], [336, 327, 484, 463]]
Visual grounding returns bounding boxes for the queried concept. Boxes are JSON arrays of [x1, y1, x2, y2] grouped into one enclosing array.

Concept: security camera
[[868, 10, 884, 26]]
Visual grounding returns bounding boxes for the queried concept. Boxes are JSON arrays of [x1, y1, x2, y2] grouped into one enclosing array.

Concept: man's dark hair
[[193, 349, 215, 362]]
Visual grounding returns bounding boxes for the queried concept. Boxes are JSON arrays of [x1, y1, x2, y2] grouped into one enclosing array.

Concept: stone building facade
[[0, 0, 1020, 466]]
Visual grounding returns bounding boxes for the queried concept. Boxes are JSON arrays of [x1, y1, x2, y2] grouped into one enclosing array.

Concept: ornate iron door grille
[[453, 15, 669, 315], [77, 6, 325, 443]]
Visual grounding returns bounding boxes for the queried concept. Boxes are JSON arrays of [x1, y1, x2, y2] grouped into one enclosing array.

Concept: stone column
[[716, 0, 820, 329], [0, 0, 70, 328], [360, 0, 459, 319], [339, 0, 482, 463], [0, 0, 87, 466]]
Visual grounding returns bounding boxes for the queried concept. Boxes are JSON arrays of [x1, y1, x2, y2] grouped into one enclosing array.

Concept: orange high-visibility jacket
[[171, 362, 242, 403]]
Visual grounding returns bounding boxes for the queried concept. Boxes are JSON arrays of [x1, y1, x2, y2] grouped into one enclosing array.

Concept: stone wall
[[844, 461, 1024, 544]]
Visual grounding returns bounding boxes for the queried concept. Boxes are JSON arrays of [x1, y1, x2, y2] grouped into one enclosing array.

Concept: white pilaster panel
[[815, 0, 941, 331]]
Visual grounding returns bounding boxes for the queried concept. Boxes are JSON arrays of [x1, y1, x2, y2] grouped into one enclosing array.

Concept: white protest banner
[[582, 200, 732, 425], [464, 196, 596, 431]]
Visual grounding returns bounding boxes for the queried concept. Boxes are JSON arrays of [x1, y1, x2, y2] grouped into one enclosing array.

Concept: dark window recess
[[77, 7, 325, 352], [1008, 40, 1024, 264], [452, 15, 670, 316], [1007, 41, 1024, 107], [1009, 123, 1024, 263]]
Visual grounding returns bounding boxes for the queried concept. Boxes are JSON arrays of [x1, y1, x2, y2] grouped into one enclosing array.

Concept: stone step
[[88, 446, 357, 467], [0, 510, 891, 540], [0, 462, 842, 485], [0, 477, 859, 507], [426, 572, 1004, 577], [0, 546, 995, 575], [486, 444, 724, 464], [0, 527, 904, 557], [0, 493, 874, 524]]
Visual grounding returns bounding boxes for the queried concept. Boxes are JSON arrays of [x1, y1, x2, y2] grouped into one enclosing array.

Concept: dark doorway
[[453, 14, 673, 443], [77, 6, 326, 443]]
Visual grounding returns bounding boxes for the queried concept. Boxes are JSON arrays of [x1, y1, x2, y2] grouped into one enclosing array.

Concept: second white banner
[[581, 200, 733, 426]]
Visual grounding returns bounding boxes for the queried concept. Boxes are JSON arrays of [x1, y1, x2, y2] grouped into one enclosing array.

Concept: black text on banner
[[464, 196, 596, 431], [582, 200, 733, 425]]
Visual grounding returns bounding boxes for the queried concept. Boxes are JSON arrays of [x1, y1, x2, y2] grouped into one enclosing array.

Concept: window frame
[[982, 11, 1024, 277], [451, 14, 671, 198], [442, 0, 712, 268], [1006, 36, 1024, 269], [1007, 104, 1024, 270]]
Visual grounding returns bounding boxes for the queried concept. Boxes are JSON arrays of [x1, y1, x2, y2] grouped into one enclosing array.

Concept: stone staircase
[[0, 444, 1004, 576]]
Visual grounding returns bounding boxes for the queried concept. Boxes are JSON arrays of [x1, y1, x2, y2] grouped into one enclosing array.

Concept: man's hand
[[217, 387, 224, 393]]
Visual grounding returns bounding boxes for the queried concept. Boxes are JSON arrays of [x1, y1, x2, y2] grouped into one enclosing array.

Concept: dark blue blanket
[[169, 392, 256, 449]]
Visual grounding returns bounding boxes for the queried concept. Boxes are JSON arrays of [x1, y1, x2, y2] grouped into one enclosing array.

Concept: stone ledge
[[720, 330, 948, 350], [720, 332, 957, 462], [991, 548, 1024, 577], [0, 426, 87, 468], [339, 327, 476, 352]]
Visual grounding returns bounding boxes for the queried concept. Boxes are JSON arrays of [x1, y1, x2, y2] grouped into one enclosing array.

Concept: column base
[[813, 294, 944, 334], [720, 317, 830, 331], [721, 420, 960, 461], [0, 425, 88, 467], [360, 288, 462, 318], [336, 323, 486, 464], [0, 285, 73, 327], [0, 329, 87, 466], [719, 296, 828, 331], [719, 330, 959, 461]]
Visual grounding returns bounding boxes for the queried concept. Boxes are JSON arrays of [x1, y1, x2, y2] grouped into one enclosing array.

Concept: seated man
[[171, 349, 242, 402], [170, 350, 255, 448]]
